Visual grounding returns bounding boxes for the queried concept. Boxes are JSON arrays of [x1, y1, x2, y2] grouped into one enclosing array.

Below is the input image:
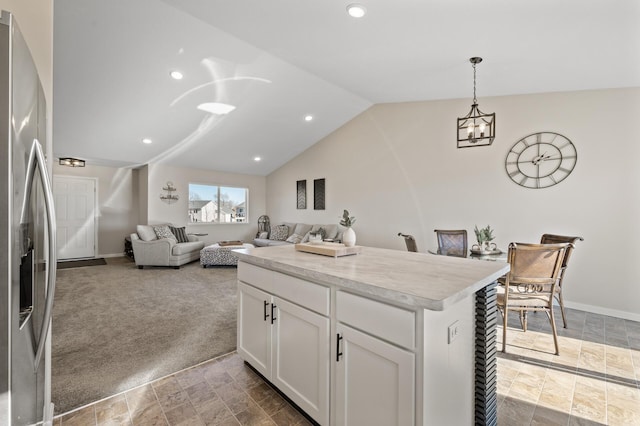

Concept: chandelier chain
[[472, 62, 477, 104]]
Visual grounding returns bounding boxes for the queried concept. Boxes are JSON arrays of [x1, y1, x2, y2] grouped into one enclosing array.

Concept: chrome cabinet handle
[[21, 139, 57, 371]]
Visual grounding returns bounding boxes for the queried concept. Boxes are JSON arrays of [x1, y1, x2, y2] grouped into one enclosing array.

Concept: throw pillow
[[258, 231, 268, 239], [269, 225, 289, 241], [285, 233, 303, 244], [170, 226, 189, 243], [153, 225, 176, 241], [137, 225, 157, 242]]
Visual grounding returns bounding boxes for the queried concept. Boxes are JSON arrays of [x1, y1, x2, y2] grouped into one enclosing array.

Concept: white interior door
[[54, 176, 97, 260]]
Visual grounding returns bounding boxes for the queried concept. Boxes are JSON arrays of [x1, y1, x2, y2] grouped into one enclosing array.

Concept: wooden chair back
[[398, 233, 418, 252], [434, 229, 468, 258], [540, 234, 583, 269], [505, 242, 569, 299]]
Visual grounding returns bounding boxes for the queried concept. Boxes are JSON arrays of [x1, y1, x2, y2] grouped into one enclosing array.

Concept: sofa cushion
[[170, 226, 189, 243], [285, 233, 304, 244], [172, 241, 205, 256], [137, 225, 158, 241], [283, 222, 297, 237], [154, 225, 176, 240], [253, 238, 271, 247], [266, 240, 289, 246], [269, 225, 289, 241], [322, 224, 339, 240], [294, 223, 312, 237]]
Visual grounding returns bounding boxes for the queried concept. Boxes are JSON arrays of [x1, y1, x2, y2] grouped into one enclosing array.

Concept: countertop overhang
[[234, 245, 510, 311]]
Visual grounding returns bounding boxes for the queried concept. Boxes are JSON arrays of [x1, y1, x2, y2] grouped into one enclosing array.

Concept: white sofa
[[253, 222, 344, 247], [131, 224, 205, 269]]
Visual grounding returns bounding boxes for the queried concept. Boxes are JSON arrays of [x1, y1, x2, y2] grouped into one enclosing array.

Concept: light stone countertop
[[234, 245, 510, 311]]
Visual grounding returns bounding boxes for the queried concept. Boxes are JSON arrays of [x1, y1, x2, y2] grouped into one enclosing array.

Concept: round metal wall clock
[[505, 132, 577, 189]]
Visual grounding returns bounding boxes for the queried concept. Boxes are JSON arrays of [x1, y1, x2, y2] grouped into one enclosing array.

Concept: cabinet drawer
[[273, 271, 329, 316], [238, 262, 329, 316], [238, 262, 274, 293], [337, 291, 415, 349]]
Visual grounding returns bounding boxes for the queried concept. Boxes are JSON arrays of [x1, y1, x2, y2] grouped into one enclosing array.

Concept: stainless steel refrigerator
[[0, 10, 57, 426]]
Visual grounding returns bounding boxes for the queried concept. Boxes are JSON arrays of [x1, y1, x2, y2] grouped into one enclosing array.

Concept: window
[[188, 183, 248, 224]]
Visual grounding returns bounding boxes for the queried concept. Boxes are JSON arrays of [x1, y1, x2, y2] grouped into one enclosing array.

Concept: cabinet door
[[335, 324, 415, 426], [272, 297, 330, 425], [237, 282, 272, 378]]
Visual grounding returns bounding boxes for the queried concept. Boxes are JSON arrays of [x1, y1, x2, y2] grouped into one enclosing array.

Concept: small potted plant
[[473, 225, 496, 253], [340, 210, 357, 247]]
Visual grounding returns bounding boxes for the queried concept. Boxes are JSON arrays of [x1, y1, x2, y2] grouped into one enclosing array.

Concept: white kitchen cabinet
[[272, 297, 329, 424], [237, 281, 271, 378], [237, 278, 330, 425], [335, 292, 416, 426]]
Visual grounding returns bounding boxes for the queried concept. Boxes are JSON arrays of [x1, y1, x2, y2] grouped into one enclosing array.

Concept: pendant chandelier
[[457, 57, 495, 148]]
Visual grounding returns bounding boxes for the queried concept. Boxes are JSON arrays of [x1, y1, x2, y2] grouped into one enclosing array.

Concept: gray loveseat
[[131, 224, 205, 269], [253, 222, 344, 247]]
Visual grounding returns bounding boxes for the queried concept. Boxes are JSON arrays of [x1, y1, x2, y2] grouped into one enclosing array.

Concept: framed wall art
[[296, 180, 307, 209], [314, 178, 325, 210]]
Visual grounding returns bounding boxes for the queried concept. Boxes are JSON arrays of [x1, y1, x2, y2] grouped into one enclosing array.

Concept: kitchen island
[[234, 244, 509, 426]]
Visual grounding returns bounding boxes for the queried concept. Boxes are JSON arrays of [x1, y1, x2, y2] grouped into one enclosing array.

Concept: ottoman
[[200, 243, 254, 267]]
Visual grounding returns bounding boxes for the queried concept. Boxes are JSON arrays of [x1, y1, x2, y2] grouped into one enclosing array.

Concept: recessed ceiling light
[[304, 115, 313, 122], [170, 70, 183, 80], [347, 4, 366, 18], [254, 156, 261, 162], [197, 102, 236, 115], [142, 138, 153, 144]]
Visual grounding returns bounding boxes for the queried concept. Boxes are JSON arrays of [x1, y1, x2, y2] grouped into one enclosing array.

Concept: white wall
[[144, 163, 266, 246], [53, 163, 139, 257], [266, 87, 640, 321]]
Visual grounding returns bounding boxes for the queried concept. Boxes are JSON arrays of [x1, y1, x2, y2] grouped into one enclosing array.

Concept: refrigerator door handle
[[20, 139, 57, 371]]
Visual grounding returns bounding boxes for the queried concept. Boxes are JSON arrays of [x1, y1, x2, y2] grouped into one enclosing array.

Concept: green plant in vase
[[340, 210, 357, 247], [474, 225, 496, 252]]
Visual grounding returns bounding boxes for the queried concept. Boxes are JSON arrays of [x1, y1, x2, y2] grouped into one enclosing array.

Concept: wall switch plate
[[448, 321, 460, 344]]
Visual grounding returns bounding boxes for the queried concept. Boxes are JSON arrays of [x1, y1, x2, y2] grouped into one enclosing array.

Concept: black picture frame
[[314, 178, 325, 210], [296, 180, 306, 209]]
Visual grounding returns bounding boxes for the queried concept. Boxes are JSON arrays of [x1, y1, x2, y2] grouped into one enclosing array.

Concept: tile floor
[[55, 307, 640, 425], [496, 307, 640, 425]]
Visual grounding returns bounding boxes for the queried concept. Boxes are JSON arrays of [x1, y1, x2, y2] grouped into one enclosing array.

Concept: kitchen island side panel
[[421, 290, 475, 425]]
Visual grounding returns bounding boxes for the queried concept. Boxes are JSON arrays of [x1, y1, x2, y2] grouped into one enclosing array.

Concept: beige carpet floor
[[51, 257, 238, 415]]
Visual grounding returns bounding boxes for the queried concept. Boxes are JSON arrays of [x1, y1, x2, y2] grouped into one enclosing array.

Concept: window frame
[[187, 182, 249, 225]]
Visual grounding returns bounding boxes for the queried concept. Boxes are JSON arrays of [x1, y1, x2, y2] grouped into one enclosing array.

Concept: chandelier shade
[[457, 57, 495, 148], [58, 157, 85, 167]]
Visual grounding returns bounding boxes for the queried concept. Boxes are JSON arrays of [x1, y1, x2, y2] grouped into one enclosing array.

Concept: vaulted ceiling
[[53, 0, 640, 175]]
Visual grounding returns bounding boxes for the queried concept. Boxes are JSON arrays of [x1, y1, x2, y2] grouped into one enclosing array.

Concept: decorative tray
[[470, 248, 502, 255], [218, 240, 244, 247], [295, 242, 362, 258]]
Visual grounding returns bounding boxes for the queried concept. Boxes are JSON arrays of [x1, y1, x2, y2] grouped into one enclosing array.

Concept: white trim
[[99, 253, 126, 259], [564, 301, 640, 322]]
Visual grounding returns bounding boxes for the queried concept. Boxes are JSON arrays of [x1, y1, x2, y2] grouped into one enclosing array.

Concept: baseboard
[[99, 253, 126, 259], [564, 301, 640, 322]]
